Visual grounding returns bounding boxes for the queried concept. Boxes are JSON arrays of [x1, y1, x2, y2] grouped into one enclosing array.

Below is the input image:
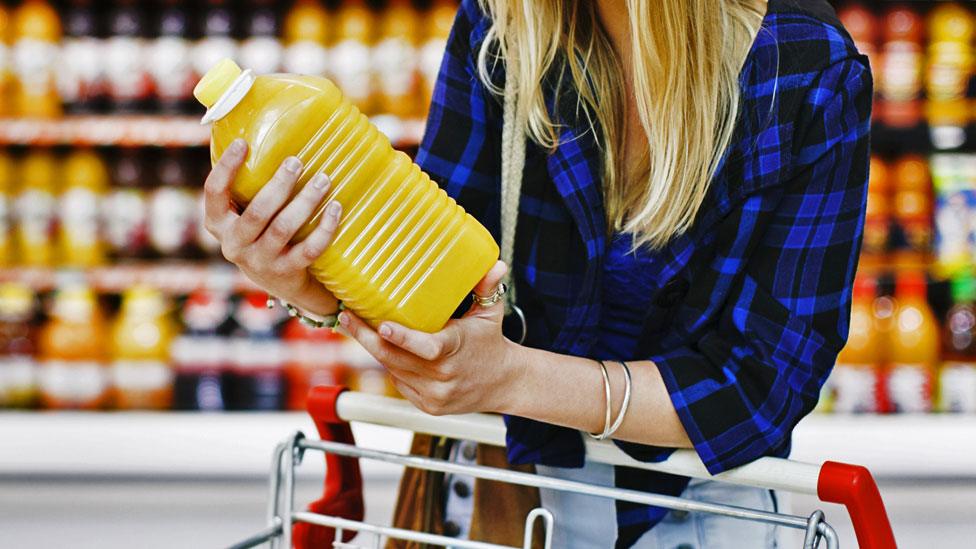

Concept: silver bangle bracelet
[[604, 361, 633, 439], [588, 359, 613, 440], [266, 295, 343, 329]]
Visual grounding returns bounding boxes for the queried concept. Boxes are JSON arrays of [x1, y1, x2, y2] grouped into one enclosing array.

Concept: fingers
[[466, 260, 509, 320], [233, 156, 304, 245], [283, 199, 342, 269], [377, 321, 452, 361], [258, 172, 332, 252], [203, 138, 247, 237], [339, 311, 427, 376]]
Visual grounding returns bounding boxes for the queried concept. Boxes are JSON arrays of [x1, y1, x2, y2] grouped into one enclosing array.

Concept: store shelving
[[0, 263, 260, 295]]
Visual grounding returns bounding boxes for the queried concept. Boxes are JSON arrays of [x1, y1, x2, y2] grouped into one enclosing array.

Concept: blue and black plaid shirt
[[416, 0, 872, 545]]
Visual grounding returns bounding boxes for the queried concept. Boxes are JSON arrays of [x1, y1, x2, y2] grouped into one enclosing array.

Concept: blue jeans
[[536, 461, 779, 548]]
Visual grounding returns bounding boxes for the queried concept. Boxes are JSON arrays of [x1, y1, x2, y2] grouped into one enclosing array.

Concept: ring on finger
[[472, 283, 507, 307]]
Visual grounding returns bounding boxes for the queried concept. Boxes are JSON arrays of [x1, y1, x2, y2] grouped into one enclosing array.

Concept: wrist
[[492, 339, 535, 415], [286, 277, 340, 317]]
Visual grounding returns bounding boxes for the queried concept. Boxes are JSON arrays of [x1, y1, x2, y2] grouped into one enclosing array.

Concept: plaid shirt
[[416, 0, 872, 545]]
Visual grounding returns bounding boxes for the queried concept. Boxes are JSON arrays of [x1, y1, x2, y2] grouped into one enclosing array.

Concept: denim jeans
[[535, 461, 779, 548]]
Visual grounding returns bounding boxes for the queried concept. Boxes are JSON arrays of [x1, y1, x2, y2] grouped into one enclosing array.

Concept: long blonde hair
[[477, 0, 765, 249]]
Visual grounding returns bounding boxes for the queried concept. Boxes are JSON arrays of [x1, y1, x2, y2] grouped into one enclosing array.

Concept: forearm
[[500, 342, 693, 449]]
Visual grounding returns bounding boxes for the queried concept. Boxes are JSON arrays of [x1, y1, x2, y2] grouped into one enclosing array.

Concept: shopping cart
[[230, 386, 897, 549]]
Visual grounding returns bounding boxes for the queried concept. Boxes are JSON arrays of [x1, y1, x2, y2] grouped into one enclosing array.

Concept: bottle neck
[[200, 69, 255, 125]]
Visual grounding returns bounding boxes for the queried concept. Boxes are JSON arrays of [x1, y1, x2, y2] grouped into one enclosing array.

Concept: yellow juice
[[195, 59, 499, 333]]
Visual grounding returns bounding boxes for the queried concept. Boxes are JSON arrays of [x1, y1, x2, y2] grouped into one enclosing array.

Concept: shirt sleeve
[[625, 58, 873, 475], [414, 0, 502, 236]]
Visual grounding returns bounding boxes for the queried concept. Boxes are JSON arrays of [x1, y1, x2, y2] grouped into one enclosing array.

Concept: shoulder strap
[[500, 66, 526, 313]]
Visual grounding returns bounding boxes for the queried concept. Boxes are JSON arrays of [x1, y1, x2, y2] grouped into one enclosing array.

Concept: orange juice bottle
[[888, 271, 940, 413], [283, 0, 330, 78], [331, 0, 375, 113], [827, 276, 884, 413], [373, 0, 420, 117], [419, 0, 457, 117], [109, 285, 177, 410], [14, 149, 58, 267], [0, 150, 13, 267], [59, 148, 108, 268], [37, 284, 110, 409], [10, 0, 61, 118], [194, 59, 498, 332]]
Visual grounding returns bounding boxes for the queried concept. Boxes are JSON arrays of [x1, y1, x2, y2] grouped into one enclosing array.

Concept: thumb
[[466, 260, 509, 320]]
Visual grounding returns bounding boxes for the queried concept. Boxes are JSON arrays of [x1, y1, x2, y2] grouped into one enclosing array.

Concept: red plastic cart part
[[293, 385, 365, 548], [817, 460, 897, 549]]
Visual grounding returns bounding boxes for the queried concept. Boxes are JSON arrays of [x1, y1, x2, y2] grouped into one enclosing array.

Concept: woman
[[204, 0, 871, 546]]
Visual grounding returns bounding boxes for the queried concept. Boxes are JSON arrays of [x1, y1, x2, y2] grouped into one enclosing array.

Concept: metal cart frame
[[231, 386, 896, 549]]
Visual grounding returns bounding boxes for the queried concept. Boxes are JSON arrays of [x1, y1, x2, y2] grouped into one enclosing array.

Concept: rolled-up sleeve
[[628, 58, 873, 474]]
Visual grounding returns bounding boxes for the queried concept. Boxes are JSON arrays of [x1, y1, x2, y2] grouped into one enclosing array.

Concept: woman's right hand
[[203, 138, 343, 316]]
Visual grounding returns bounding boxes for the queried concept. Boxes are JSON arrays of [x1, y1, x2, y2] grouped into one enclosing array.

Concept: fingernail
[[338, 312, 349, 326], [378, 324, 392, 338], [312, 172, 330, 190], [326, 200, 342, 218], [230, 138, 247, 154], [284, 156, 302, 173]]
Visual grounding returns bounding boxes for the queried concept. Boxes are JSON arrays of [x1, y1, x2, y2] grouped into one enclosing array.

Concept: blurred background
[[0, 0, 974, 547]]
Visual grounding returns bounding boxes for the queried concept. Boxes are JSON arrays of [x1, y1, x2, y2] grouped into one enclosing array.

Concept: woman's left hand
[[338, 260, 523, 416]]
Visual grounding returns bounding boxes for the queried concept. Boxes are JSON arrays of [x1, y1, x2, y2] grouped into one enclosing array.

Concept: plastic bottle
[[892, 155, 933, 268], [861, 156, 891, 269], [59, 148, 108, 268], [104, 0, 152, 112], [0, 150, 13, 267], [828, 276, 884, 414], [172, 289, 230, 411], [373, 0, 420, 117], [110, 285, 177, 410], [56, 0, 103, 113], [879, 5, 925, 103], [282, 317, 349, 410], [282, 0, 329, 78], [941, 272, 976, 413], [227, 292, 285, 410], [0, 283, 37, 408], [888, 271, 939, 413], [149, 150, 198, 257], [239, 0, 283, 76], [103, 148, 149, 258], [418, 0, 456, 117], [37, 284, 109, 409], [926, 3, 974, 102], [10, 0, 61, 118], [149, 0, 196, 114], [332, 0, 375, 113], [14, 149, 58, 267], [194, 59, 499, 332], [192, 0, 239, 85]]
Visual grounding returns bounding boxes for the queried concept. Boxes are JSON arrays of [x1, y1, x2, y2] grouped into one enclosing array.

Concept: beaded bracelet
[[266, 295, 344, 329]]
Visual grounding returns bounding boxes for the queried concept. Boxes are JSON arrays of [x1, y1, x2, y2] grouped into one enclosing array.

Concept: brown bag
[[387, 434, 544, 549]]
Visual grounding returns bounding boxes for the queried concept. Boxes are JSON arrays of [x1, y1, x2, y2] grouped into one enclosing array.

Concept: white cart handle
[[307, 386, 896, 549]]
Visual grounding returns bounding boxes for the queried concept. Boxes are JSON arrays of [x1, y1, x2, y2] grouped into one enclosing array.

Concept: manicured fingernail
[[284, 156, 302, 173], [230, 138, 247, 154], [338, 312, 349, 326], [326, 200, 342, 218], [378, 324, 392, 338], [312, 172, 330, 190]]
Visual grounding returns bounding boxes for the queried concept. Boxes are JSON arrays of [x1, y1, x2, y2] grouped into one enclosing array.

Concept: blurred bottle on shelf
[[941, 272, 976, 413], [110, 285, 177, 410], [149, 0, 196, 114], [37, 284, 109, 409], [931, 154, 975, 276], [418, 0, 456, 117], [282, 317, 349, 410], [926, 97, 970, 151], [227, 292, 285, 410], [0, 283, 37, 409], [192, 0, 239, 87], [282, 0, 329, 78], [0, 150, 12, 267], [332, 0, 375, 113], [0, 5, 11, 117], [825, 276, 884, 414], [104, 0, 152, 112], [103, 148, 149, 258], [861, 156, 891, 269], [879, 5, 925, 103], [57, 0, 103, 113], [149, 150, 198, 257], [373, 0, 420, 118], [172, 289, 230, 411], [891, 154, 933, 268], [888, 271, 939, 413], [10, 0, 61, 118], [239, 0, 283, 75], [14, 149, 58, 267], [837, 3, 879, 82], [926, 2, 974, 102], [59, 148, 108, 268]]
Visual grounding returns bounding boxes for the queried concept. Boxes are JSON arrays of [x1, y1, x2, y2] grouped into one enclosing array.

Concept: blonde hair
[[477, 0, 765, 249]]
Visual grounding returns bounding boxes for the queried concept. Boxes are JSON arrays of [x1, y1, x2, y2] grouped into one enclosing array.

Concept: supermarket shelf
[[0, 412, 973, 480], [0, 115, 426, 148], [0, 263, 260, 294]]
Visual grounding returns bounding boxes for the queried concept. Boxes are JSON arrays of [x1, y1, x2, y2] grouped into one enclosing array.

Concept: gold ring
[[472, 283, 507, 307]]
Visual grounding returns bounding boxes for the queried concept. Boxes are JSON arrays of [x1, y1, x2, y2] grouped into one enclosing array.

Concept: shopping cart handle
[[293, 385, 364, 549], [817, 461, 896, 549]]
